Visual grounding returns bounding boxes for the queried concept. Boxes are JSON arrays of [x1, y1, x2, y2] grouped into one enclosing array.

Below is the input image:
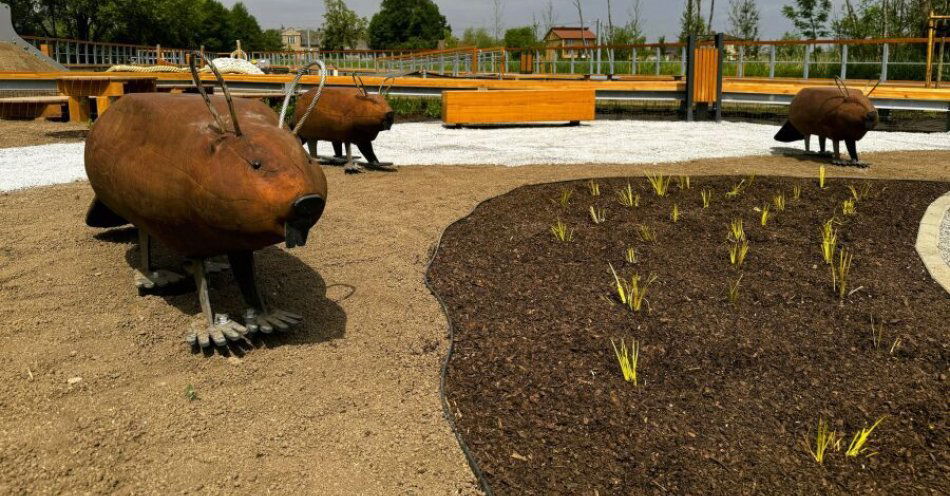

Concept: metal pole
[[840, 44, 848, 80], [655, 46, 661, 75], [715, 33, 724, 122], [681, 46, 686, 75], [738, 46, 745, 77], [803, 44, 811, 79], [769, 45, 776, 78], [685, 35, 696, 122], [632, 47, 637, 75], [881, 43, 889, 82]]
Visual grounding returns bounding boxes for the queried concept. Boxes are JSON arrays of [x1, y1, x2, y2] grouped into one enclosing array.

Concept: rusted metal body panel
[[85, 93, 327, 258], [293, 87, 393, 147], [785, 87, 879, 141]]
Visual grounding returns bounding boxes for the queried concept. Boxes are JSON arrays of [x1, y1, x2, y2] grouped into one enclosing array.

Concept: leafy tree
[[728, 0, 760, 40], [504, 26, 538, 50], [321, 0, 368, 50], [781, 0, 832, 39], [368, 0, 451, 50], [460, 27, 499, 48], [679, 0, 708, 41]]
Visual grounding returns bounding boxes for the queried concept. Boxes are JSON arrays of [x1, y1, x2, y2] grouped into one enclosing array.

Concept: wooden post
[[40, 44, 51, 57], [926, 11, 936, 88]]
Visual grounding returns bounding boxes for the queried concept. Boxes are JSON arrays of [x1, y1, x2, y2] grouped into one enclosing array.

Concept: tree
[[781, 0, 832, 39], [492, 0, 505, 42], [728, 0, 760, 40], [460, 27, 499, 48], [571, 0, 591, 57], [321, 0, 368, 50], [680, 0, 707, 41], [504, 26, 539, 50], [368, 0, 451, 50], [539, 0, 558, 36]]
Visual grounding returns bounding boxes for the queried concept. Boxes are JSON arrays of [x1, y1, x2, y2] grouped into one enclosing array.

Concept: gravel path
[[3, 120, 950, 192]]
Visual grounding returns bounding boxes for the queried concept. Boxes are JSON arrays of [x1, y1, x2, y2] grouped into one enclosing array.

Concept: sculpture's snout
[[284, 194, 326, 248], [865, 111, 879, 130], [383, 111, 395, 130]]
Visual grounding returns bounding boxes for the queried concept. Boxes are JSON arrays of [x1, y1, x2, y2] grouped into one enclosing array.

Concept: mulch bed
[[428, 175, 949, 495]]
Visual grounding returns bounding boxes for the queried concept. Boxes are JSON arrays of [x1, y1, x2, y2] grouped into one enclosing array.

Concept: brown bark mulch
[[428, 175, 950, 495]]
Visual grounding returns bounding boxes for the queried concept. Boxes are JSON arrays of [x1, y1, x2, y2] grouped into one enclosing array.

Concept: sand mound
[[0, 41, 60, 72]]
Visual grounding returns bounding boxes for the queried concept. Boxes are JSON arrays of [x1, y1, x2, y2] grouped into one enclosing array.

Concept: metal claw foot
[[186, 313, 249, 348], [318, 155, 350, 166], [832, 159, 870, 168], [203, 258, 230, 274], [344, 163, 364, 174], [243, 308, 302, 334], [358, 161, 397, 171], [134, 268, 185, 290]]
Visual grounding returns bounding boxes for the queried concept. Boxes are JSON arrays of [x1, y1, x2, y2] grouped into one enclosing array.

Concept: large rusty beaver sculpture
[[774, 78, 880, 167], [85, 53, 328, 349], [292, 75, 395, 174]]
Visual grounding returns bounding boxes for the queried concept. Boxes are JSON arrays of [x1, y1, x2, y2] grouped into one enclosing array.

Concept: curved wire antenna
[[833, 76, 850, 98], [865, 78, 883, 97], [377, 71, 412, 96], [278, 60, 327, 136], [188, 51, 243, 136], [351, 73, 368, 97]]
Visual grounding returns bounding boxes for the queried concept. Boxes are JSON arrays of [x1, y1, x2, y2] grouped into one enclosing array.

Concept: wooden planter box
[[442, 89, 595, 126]]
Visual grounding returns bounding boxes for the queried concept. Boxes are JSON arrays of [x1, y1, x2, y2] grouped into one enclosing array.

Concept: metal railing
[[16, 35, 950, 85]]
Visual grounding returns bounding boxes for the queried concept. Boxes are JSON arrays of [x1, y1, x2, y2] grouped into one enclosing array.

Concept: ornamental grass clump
[[819, 165, 828, 189], [671, 203, 680, 223], [728, 219, 746, 243], [805, 418, 840, 464], [646, 173, 671, 197], [588, 180, 601, 196], [556, 188, 573, 207], [848, 183, 870, 202], [728, 274, 743, 304], [589, 206, 606, 224], [616, 183, 639, 208], [610, 338, 640, 385], [845, 417, 886, 457], [831, 247, 854, 300], [792, 184, 802, 201], [725, 180, 746, 199], [773, 193, 786, 211], [676, 175, 691, 190], [608, 263, 657, 313], [550, 218, 574, 242], [729, 240, 750, 267], [637, 224, 656, 242], [624, 246, 637, 263], [842, 199, 856, 216], [820, 219, 837, 264], [760, 204, 771, 226], [701, 188, 713, 208]]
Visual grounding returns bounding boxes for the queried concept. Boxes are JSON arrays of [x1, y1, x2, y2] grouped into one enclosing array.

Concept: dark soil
[[428, 176, 950, 495]]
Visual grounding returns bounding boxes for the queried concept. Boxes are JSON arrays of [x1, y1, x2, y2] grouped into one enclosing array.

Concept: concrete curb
[[915, 192, 950, 295]]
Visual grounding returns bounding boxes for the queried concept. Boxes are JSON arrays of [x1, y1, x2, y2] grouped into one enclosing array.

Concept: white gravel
[[2, 120, 950, 192]]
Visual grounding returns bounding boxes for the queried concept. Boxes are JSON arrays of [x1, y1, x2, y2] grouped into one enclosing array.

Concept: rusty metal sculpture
[[85, 52, 328, 349], [774, 77, 880, 167], [292, 74, 395, 174]]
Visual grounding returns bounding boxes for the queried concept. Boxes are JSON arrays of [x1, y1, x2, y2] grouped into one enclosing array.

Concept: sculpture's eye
[[250, 160, 262, 170]]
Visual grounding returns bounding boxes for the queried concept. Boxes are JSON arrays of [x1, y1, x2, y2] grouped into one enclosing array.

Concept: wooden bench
[[442, 89, 595, 126], [0, 95, 68, 120], [56, 75, 158, 122]]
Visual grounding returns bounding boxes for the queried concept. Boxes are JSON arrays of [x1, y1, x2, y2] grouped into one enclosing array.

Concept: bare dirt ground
[[0, 119, 88, 149], [0, 121, 948, 495]]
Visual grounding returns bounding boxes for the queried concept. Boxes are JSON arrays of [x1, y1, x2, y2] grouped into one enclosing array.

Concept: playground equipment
[[84, 52, 328, 349], [926, 11, 950, 88], [0, 3, 65, 70], [293, 74, 396, 173], [774, 77, 880, 167]]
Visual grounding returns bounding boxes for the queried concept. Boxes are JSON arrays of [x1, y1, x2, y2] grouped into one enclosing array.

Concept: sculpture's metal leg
[[804, 134, 811, 153], [817, 136, 832, 157], [228, 251, 302, 335], [844, 139, 869, 167], [184, 259, 248, 348], [133, 229, 185, 290], [317, 141, 350, 166], [356, 141, 395, 170], [307, 139, 317, 159], [343, 142, 364, 174], [831, 140, 843, 164]]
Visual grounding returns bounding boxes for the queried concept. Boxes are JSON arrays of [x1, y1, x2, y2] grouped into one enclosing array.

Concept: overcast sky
[[220, 0, 844, 41]]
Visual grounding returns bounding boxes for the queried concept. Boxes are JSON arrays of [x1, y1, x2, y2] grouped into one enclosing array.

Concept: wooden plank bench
[[442, 89, 596, 126], [0, 95, 67, 120], [55, 75, 158, 122]]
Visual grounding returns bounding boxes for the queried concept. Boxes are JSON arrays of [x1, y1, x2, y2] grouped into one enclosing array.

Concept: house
[[281, 28, 302, 50], [543, 26, 596, 60]]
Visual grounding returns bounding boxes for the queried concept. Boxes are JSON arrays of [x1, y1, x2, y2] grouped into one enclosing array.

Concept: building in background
[[544, 27, 595, 60]]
